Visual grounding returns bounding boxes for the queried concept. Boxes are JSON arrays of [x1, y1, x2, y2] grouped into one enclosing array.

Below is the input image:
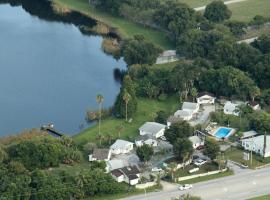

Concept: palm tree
[[116, 125, 124, 138], [96, 135, 104, 146], [123, 89, 131, 122], [106, 134, 113, 145], [96, 94, 104, 136], [190, 87, 198, 102]]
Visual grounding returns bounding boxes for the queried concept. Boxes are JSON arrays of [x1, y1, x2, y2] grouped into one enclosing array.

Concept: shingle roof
[[135, 134, 155, 142], [182, 102, 198, 110], [242, 130, 258, 139], [248, 101, 259, 107], [139, 122, 166, 134], [167, 116, 183, 124], [120, 166, 140, 176], [92, 149, 110, 160], [110, 139, 133, 150], [107, 160, 125, 171], [111, 169, 124, 177], [189, 136, 202, 145], [197, 92, 215, 98], [174, 110, 192, 118]]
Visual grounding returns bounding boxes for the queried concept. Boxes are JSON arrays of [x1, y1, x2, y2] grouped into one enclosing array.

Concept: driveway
[[194, 0, 248, 11], [189, 105, 215, 126]]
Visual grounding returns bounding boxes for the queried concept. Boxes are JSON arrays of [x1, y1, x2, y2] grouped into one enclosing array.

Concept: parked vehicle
[[196, 145, 204, 150], [189, 167, 199, 174], [160, 136, 166, 141], [152, 167, 163, 172], [194, 159, 207, 166], [178, 184, 193, 190]]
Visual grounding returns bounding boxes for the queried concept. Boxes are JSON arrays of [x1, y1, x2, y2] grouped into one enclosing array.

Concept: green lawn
[[74, 96, 179, 145], [248, 195, 270, 200], [53, 0, 174, 49], [225, 147, 270, 169], [178, 170, 234, 184], [229, 0, 270, 22], [177, 0, 226, 8]]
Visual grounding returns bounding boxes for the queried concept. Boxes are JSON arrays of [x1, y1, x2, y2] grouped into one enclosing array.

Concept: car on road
[[178, 184, 193, 191], [151, 167, 163, 172], [194, 159, 207, 166]]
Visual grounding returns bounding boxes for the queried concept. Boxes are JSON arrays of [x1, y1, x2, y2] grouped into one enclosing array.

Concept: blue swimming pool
[[214, 127, 233, 139]]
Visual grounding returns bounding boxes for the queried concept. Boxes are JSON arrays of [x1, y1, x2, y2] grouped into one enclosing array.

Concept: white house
[[174, 110, 193, 121], [106, 159, 126, 172], [89, 148, 111, 162], [139, 122, 166, 138], [156, 50, 179, 64], [110, 139, 134, 155], [241, 130, 258, 140], [248, 101, 261, 110], [241, 135, 270, 157], [182, 102, 200, 115], [196, 92, 216, 105], [135, 134, 158, 147], [189, 136, 204, 149], [111, 166, 141, 185], [223, 101, 240, 116]]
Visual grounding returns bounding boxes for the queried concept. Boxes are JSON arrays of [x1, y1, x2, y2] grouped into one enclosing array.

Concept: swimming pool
[[214, 127, 233, 139]]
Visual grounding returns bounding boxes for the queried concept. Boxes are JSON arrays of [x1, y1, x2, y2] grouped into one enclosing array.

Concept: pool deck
[[209, 126, 236, 140]]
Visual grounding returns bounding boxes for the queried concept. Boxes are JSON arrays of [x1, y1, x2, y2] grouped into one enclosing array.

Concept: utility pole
[[250, 136, 253, 167]]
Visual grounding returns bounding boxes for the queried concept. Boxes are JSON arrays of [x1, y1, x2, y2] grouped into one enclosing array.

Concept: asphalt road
[[120, 167, 270, 200]]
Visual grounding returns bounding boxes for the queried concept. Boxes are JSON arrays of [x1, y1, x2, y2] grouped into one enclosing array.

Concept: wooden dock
[[41, 125, 65, 137]]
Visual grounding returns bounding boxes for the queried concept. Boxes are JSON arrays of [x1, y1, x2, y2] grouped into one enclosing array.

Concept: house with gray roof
[[189, 136, 204, 149], [110, 139, 134, 155], [156, 50, 179, 64], [182, 102, 200, 114], [135, 134, 157, 147], [223, 101, 241, 116], [88, 148, 111, 162], [139, 122, 166, 138], [241, 130, 258, 139], [111, 165, 141, 185], [242, 135, 270, 157]]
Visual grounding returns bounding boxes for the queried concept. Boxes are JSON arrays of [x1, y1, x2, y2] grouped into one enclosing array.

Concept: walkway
[[194, 0, 249, 11]]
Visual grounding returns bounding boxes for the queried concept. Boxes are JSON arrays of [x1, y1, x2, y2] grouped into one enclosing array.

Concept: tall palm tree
[[123, 89, 131, 122], [96, 94, 104, 136], [190, 87, 198, 102]]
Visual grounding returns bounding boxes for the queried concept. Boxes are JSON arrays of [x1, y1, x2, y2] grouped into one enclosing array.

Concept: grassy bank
[[53, 0, 174, 49], [74, 96, 179, 145], [248, 194, 270, 200]]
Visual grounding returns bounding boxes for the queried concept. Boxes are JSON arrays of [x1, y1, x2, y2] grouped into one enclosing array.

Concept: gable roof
[[189, 136, 202, 145], [242, 135, 270, 153], [139, 122, 166, 134], [197, 92, 215, 98], [135, 134, 156, 142], [224, 101, 239, 113], [120, 166, 140, 176], [182, 102, 199, 110], [242, 130, 258, 139], [107, 160, 126, 171], [248, 101, 259, 107], [92, 149, 110, 160], [110, 139, 133, 150], [174, 110, 192, 118], [111, 169, 124, 177]]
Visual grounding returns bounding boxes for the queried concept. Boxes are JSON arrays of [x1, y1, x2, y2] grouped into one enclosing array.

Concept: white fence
[[176, 168, 227, 182], [135, 182, 156, 189]]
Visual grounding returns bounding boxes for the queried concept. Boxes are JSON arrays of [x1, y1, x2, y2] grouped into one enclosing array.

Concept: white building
[[135, 134, 158, 147], [189, 136, 204, 149], [139, 122, 166, 138], [111, 165, 141, 185], [242, 135, 270, 157], [241, 130, 258, 140], [89, 149, 111, 162], [248, 101, 261, 110], [182, 102, 200, 115], [156, 50, 179, 64], [174, 110, 193, 121], [196, 92, 216, 105], [106, 159, 126, 172], [110, 139, 134, 155], [223, 101, 241, 116]]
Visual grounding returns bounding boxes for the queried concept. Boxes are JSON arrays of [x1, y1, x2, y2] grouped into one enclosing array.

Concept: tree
[[123, 89, 131, 122], [155, 110, 168, 124], [190, 87, 198, 102], [252, 33, 270, 54], [165, 121, 194, 144], [96, 94, 104, 136], [122, 35, 162, 66], [225, 20, 247, 37], [204, 139, 220, 160], [173, 138, 193, 165], [136, 144, 154, 163], [204, 0, 232, 22], [0, 145, 7, 163]]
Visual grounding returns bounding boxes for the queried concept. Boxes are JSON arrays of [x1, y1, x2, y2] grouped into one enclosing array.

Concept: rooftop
[[139, 122, 166, 134], [197, 92, 215, 98], [174, 110, 192, 118], [182, 102, 199, 110], [110, 139, 133, 149], [91, 148, 110, 160]]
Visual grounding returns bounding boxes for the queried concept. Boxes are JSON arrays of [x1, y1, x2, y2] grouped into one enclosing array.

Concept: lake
[[0, 1, 125, 136]]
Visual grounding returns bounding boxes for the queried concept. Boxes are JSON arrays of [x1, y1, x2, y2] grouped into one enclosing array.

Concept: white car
[[160, 136, 166, 141], [194, 159, 207, 166], [151, 167, 163, 172], [178, 184, 193, 191]]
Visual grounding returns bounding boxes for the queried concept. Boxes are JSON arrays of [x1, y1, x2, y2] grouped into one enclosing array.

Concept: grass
[[52, 0, 174, 50], [229, 0, 270, 22], [225, 147, 270, 169], [176, 0, 226, 8], [74, 96, 179, 145], [248, 194, 270, 200], [178, 170, 234, 184]]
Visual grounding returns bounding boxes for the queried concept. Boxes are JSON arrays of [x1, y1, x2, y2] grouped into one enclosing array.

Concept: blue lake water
[[0, 3, 125, 136]]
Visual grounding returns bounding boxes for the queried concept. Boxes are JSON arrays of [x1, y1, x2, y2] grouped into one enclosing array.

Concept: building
[[135, 134, 158, 147], [241, 135, 270, 157], [174, 110, 193, 121], [106, 159, 126, 172], [111, 165, 141, 185], [110, 139, 134, 155], [156, 50, 179, 64], [248, 101, 261, 110], [182, 102, 200, 115], [89, 148, 111, 162], [196, 92, 216, 105], [189, 136, 204, 149], [223, 101, 240, 116], [241, 130, 258, 140], [139, 122, 166, 138]]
